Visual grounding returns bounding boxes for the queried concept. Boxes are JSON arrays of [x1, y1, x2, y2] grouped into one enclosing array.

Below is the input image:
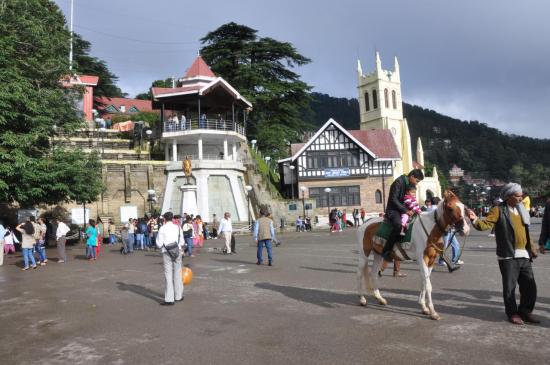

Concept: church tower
[[357, 52, 413, 179]]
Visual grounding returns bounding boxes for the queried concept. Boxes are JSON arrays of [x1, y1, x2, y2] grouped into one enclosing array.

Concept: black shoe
[[256, 261, 262, 265], [160, 301, 174, 306], [268, 261, 272, 266]]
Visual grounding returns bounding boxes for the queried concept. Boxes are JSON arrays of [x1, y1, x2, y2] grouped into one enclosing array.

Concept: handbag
[[163, 229, 181, 261]]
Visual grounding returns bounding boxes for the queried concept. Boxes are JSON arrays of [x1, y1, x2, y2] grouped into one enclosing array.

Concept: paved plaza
[[1, 221, 549, 365]]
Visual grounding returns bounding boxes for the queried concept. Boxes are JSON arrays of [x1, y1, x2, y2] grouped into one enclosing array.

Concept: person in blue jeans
[[17, 221, 37, 270], [135, 219, 145, 250], [85, 219, 98, 260], [439, 228, 463, 267], [182, 216, 194, 257], [253, 210, 276, 266]]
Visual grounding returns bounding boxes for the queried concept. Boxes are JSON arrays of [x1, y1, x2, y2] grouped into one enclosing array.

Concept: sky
[[53, 0, 550, 139]]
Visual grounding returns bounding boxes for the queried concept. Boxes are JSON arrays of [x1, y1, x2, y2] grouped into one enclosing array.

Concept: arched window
[[384, 88, 389, 108], [392, 90, 397, 109], [372, 89, 378, 109], [375, 189, 382, 204], [364, 92, 370, 111]]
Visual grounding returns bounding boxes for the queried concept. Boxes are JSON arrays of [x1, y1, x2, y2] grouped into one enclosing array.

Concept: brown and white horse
[[356, 191, 470, 320]]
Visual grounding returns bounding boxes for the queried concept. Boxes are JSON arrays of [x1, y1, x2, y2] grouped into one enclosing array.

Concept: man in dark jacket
[[538, 198, 550, 254], [468, 182, 540, 325], [381, 169, 424, 262]]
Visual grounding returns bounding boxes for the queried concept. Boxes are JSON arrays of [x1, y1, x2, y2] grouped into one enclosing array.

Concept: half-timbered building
[[278, 118, 400, 213]]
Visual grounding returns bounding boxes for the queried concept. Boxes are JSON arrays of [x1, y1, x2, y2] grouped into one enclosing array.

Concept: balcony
[[163, 119, 245, 136]]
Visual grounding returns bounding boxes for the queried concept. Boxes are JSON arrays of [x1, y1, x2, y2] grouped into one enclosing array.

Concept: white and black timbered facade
[[278, 119, 401, 210]]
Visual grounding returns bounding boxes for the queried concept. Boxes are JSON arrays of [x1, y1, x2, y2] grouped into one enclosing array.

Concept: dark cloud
[[54, 0, 550, 138]]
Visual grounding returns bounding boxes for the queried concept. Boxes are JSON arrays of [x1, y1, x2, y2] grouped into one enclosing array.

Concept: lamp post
[[145, 129, 153, 160], [265, 156, 271, 195], [300, 186, 306, 218], [289, 165, 295, 199], [147, 189, 156, 215], [245, 185, 253, 227], [324, 187, 332, 216], [251, 139, 257, 152]]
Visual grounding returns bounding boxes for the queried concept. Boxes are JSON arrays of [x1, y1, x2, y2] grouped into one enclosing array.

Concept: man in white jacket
[[218, 212, 233, 254], [156, 212, 185, 305], [55, 218, 70, 263]]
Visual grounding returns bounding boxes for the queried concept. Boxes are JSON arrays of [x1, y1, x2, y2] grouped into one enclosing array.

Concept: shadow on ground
[[116, 281, 164, 303]]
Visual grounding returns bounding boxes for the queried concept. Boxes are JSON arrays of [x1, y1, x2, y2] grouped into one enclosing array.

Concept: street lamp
[[251, 139, 257, 152], [289, 165, 295, 199], [145, 129, 153, 160], [324, 187, 332, 216], [245, 185, 253, 227], [300, 186, 306, 218], [147, 189, 156, 215]]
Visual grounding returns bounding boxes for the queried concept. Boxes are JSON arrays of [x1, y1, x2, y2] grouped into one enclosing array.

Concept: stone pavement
[[1, 221, 549, 365]]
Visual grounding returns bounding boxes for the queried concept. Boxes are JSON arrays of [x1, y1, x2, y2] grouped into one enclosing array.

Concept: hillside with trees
[[304, 93, 550, 195]]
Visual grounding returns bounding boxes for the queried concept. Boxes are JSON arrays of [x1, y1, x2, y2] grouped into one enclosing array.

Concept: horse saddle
[[372, 217, 416, 261]]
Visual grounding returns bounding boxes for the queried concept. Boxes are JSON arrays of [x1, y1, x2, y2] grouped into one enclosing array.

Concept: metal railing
[[179, 154, 244, 162], [163, 119, 246, 135]]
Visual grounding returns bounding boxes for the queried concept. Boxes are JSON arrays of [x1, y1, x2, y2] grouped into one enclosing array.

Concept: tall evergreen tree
[[200, 22, 313, 158], [0, 0, 103, 207]]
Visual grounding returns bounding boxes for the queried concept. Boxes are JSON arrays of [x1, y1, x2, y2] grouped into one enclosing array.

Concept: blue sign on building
[[324, 168, 351, 178]]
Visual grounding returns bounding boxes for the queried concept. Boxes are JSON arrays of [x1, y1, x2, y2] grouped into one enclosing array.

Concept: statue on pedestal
[[183, 156, 192, 185]]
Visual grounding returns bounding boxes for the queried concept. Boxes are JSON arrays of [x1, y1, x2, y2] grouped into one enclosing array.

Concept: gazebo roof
[[184, 56, 216, 79]]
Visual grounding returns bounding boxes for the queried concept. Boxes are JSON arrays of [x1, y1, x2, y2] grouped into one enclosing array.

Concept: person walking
[[360, 207, 366, 223], [182, 216, 195, 257], [3, 227, 17, 256], [16, 220, 37, 270], [254, 210, 276, 266], [218, 212, 233, 254], [55, 218, 70, 263], [96, 217, 104, 257], [126, 218, 135, 253], [0, 220, 5, 266], [211, 214, 219, 238], [468, 182, 540, 325], [156, 212, 184, 306], [108, 219, 116, 245], [353, 208, 360, 227], [85, 219, 98, 261], [35, 218, 48, 265]]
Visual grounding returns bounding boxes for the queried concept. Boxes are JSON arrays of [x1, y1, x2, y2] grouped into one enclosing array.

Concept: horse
[[356, 190, 470, 320]]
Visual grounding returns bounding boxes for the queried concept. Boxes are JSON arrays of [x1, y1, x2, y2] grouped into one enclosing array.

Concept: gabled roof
[[152, 77, 252, 108], [184, 56, 216, 79], [281, 118, 401, 163], [79, 75, 99, 86], [94, 97, 153, 113], [61, 74, 99, 87]]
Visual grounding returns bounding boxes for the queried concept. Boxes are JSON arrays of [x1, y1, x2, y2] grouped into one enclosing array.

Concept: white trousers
[[224, 232, 232, 253], [162, 252, 184, 303], [0, 239, 4, 266]]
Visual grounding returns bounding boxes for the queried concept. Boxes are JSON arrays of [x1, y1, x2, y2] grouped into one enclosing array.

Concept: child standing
[[3, 227, 18, 255], [401, 185, 422, 235]]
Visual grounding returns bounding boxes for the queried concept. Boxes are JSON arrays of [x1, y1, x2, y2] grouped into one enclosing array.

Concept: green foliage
[[73, 33, 125, 98], [304, 93, 360, 129], [111, 111, 160, 126], [0, 0, 103, 207], [200, 22, 313, 159]]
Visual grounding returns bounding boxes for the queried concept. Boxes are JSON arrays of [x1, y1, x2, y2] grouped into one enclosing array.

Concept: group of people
[[294, 216, 312, 232], [0, 216, 70, 269], [165, 113, 231, 132]]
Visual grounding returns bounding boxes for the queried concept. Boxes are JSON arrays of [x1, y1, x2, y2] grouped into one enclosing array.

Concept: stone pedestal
[[180, 185, 198, 216]]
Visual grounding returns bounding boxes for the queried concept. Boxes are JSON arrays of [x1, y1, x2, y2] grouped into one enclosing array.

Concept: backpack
[[32, 223, 41, 240]]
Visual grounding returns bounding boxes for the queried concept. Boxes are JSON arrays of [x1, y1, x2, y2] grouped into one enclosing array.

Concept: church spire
[[375, 51, 383, 76], [393, 56, 400, 75], [357, 59, 363, 77], [416, 137, 424, 168]]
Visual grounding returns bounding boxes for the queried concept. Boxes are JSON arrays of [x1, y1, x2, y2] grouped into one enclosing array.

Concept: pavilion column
[[232, 143, 237, 161], [198, 138, 203, 160], [172, 140, 177, 162], [223, 139, 228, 160], [165, 144, 169, 161]]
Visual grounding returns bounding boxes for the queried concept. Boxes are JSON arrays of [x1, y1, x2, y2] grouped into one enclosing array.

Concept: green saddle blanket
[[374, 217, 415, 244]]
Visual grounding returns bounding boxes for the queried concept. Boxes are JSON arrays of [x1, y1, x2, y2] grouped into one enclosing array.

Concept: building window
[[392, 90, 397, 109], [384, 89, 389, 108], [309, 186, 361, 207], [364, 92, 370, 111], [305, 150, 360, 169], [375, 189, 382, 204], [372, 89, 378, 109]]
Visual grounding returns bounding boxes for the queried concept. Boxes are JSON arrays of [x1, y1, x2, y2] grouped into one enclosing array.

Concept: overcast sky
[[54, 0, 550, 139]]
